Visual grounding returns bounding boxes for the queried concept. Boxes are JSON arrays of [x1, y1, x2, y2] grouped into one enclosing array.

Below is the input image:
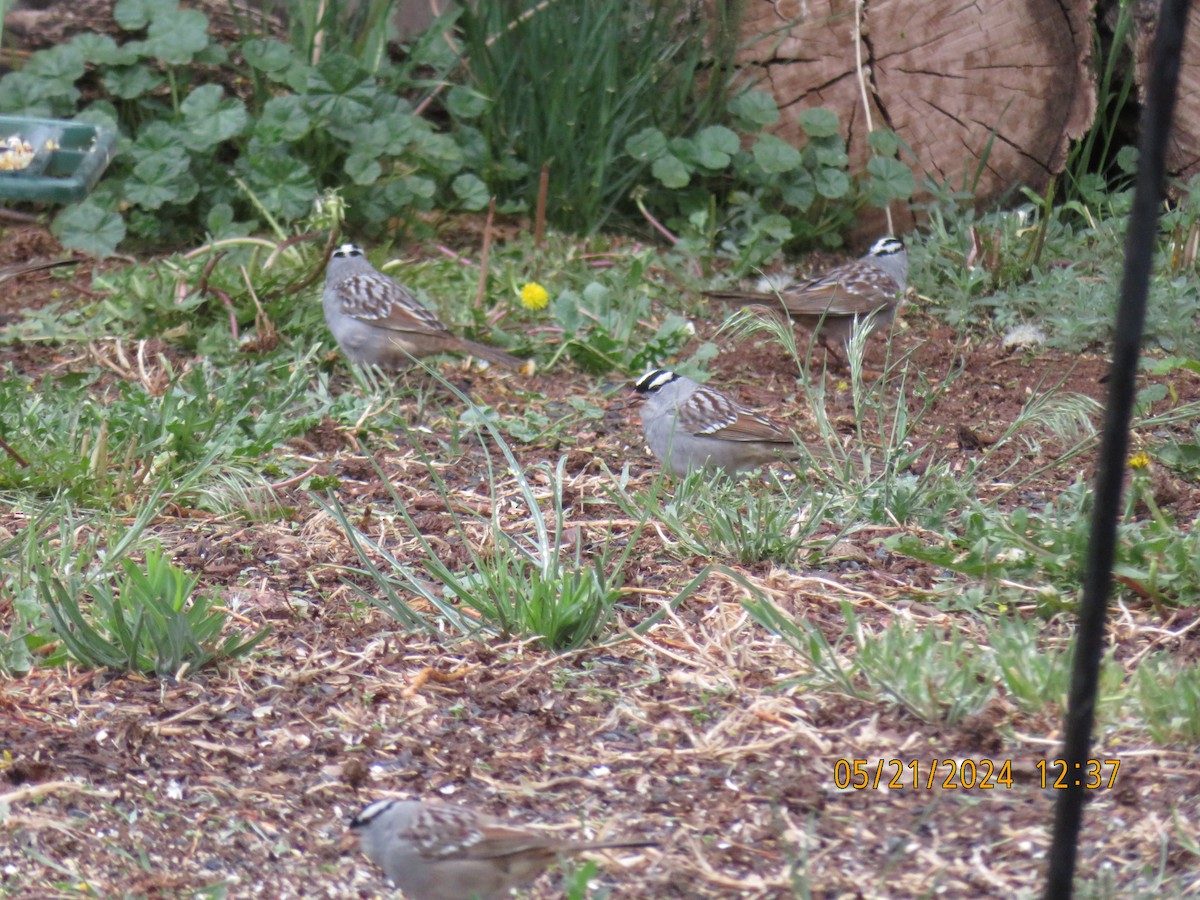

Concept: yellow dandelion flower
[[1128, 452, 1151, 470], [519, 282, 549, 310]]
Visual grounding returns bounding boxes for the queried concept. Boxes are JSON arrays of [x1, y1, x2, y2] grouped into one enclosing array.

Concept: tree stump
[[1130, 0, 1200, 180], [738, 0, 1098, 231]]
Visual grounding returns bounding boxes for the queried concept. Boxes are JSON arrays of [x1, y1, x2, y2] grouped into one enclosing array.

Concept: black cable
[[1044, 2, 1193, 897]]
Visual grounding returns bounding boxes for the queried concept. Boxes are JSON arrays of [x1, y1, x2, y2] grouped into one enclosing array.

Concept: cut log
[[737, 0, 1098, 230], [1130, 0, 1200, 180]]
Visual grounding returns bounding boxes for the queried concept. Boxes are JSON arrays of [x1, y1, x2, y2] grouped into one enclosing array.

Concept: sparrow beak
[[621, 394, 646, 413]]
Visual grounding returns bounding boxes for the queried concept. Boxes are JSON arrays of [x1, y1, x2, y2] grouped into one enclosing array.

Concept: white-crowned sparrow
[[349, 798, 655, 900], [704, 236, 908, 357], [323, 244, 525, 369], [633, 368, 810, 477]]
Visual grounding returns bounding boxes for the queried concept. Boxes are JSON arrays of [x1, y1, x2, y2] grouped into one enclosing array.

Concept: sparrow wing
[[706, 268, 899, 318], [780, 265, 901, 317], [401, 803, 492, 860], [678, 387, 793, 443], [333, 272, 450, 335]]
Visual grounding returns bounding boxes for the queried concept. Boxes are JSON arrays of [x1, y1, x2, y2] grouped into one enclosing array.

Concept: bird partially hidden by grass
[[704, 236, 908, 366]]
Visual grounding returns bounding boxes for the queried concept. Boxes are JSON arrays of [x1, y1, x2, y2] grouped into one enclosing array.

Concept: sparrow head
[[867, 236, 905, 259], [634, 368, 680, 395], [332, 244, 367, 261], [349, 798, 396, 830]]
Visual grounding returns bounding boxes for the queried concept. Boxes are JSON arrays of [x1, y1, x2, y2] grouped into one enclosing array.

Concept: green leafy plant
[[280, 0, 401, 74], [547, 280, 704, 375], [911, 174, 1200, 356], [505, 248, 715, 374], [326, 453, 625, 649], [0, 548, 54, 676], [631, 102, 915, 270], [11, 192, 349, 360], [853, 619, 996, 725], [715, 308, 979, 530], [1134, 653, 1200, 743], [38, 547, 268, 677], [1063, 0, 1138, 205], [0, 1, 476, 253], [746, 598, 993, 725], [321, 373, 626, 647], [451, 0, 742, 233], [460, 395, 606, 447], [889, 474, 1200, 613], [560, 859, 603, 900], [607, 467, 829, 566], [0, 353, 326, 506], [2, 498, 213, 674], [320, 362, 719, 647], [1154, 421, 1200, 480]]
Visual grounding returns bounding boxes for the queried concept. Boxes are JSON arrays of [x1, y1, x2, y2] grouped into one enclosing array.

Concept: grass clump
[[607, 467, 829, 566], [322, 367, 664, 649], [327, 451, 635, 651], [454, 0, 743, 234], [37, 546, 268, 678], [888, 479, 1200, 614], [910, 172, 1200, 356], [0, 354, 325, 507], [744, 599, 994, 725], [1134, 654, 1200, 744]]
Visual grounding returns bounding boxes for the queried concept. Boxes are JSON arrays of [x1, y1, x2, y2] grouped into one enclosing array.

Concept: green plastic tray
[[0, 115, 117, 203]]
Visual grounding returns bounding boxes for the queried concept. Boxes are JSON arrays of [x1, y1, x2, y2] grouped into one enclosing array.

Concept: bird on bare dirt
[[633, 368, 819, 477], [349, 797, 656, 900]]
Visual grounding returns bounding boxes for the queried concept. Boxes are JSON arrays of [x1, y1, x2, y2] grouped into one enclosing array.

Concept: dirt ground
[[2, 227, 1200, 900]]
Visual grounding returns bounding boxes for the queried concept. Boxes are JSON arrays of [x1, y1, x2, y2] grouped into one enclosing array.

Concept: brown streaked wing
[[404, 803, 489, 859], [679, 388, 792, 443], [781, 269, 900, 317], [456, 824, 564, 861], [334, 273, 449, 334]]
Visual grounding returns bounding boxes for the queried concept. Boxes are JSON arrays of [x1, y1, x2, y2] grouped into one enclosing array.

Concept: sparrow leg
[[816, 333, 848, 371]]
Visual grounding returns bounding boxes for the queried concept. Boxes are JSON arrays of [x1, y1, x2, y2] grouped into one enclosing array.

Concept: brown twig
[[213, 288, 239, 341], [535, 164, 549, 251], [402, 664, 478, 698], [0, 207, 40, 224], [475, 196, 496, 311], [263, 230, 324, 272], [195, 251, 225, 301], [282, 229, 341, 296], [0, 433, 29, 467], [633, 190, 678, 246]]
